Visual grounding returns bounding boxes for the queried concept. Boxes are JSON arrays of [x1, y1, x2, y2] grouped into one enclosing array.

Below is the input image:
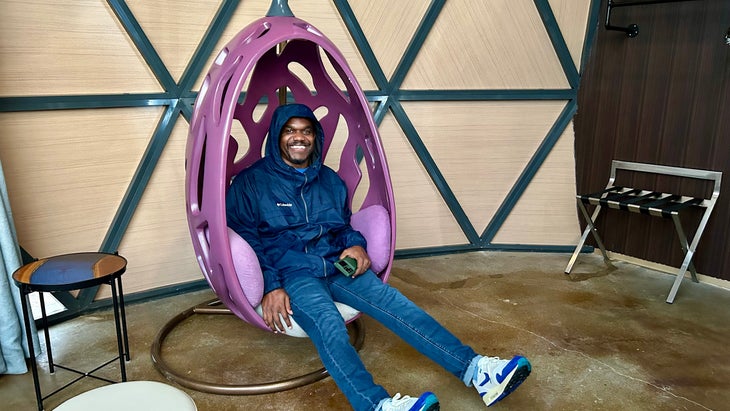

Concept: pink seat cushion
[[205, 227, 265, 307], [226, 227, 265, 307], [350, 205, 391, 274]]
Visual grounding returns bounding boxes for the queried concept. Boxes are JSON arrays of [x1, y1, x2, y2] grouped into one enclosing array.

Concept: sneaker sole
[[482, 357, 531, 407], [414, 392, 440, 411]]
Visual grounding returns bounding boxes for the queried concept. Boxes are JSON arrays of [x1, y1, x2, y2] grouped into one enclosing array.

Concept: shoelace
[[475, 357, 506, 385], [390, 393, 412, 404]]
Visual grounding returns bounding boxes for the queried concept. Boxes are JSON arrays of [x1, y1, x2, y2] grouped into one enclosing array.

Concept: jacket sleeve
[[225, 175, 283, 294]]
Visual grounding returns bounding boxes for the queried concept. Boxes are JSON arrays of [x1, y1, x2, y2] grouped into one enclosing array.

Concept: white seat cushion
[[255, 301, 360, 338]]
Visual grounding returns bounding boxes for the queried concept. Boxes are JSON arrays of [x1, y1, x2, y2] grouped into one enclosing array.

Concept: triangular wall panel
[[378, 112, 468, 249], [126, 0, 222, 83], [0, 107, 164, 257], [405, 100, 566, 236], [350, 0, 431, 79], [0, 1, 161, 96], [492, 122, 581, 245], [404, 0, 569, 90]]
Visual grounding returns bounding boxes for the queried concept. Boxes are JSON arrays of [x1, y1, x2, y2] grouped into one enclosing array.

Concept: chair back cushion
[[350, 205, 391, 274], [205, 227, 265, 307]]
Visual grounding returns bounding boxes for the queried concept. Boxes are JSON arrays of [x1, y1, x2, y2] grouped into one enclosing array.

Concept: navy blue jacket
[[226, 104, 367, 294]]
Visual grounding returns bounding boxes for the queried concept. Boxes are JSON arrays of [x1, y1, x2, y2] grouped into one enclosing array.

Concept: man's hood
[[266, 103, 324, 170]]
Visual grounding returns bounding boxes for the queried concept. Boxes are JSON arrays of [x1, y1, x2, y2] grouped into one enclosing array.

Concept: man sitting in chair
[[226, 103, 531, 411]]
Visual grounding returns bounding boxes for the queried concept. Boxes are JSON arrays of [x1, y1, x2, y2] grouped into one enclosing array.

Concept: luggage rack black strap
[[596, 188, 644, 208], [656, 197, 704, 217], [619, 191, 664, 210], [582, 187, 706, 217], [578, 186, 623, 203]]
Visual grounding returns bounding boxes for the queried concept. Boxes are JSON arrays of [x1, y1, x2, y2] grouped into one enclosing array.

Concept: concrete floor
[[3, 251, 729, 411]]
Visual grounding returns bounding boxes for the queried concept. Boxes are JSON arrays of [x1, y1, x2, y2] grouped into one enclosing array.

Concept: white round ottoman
[[54, 381, 197, 411]]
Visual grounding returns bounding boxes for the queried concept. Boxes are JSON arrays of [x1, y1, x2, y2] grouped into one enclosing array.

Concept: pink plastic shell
[[185, 16, 396, 331]]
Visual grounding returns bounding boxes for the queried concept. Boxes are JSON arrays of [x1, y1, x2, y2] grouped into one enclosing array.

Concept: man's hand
[[340, 245, 371, 277], [261, 288, 293, 333]]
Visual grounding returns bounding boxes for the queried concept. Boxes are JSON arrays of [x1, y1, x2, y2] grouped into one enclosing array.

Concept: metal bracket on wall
[[605, 0, 700, 38]]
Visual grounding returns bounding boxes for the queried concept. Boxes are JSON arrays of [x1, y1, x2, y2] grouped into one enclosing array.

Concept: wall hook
[[605, 0, 700, 38]]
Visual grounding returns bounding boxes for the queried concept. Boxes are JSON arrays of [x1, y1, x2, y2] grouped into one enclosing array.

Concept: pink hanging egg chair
[[152, 0, 396, 394]]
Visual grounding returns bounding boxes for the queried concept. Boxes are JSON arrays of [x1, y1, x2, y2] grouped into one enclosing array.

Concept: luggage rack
[[565, 160, 722, 303]]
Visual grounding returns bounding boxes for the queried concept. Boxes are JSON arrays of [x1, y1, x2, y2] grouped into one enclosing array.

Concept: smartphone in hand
[[334, 257, 357, 276]]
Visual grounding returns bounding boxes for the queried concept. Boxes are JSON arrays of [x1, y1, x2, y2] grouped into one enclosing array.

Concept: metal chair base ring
[[150, 298, 365, 395]]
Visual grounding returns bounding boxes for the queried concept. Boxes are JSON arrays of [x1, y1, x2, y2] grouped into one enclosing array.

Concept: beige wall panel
[[549, 0, 591, 69], [192, 0, 376, 91], [403, 0, 569, 90], [0, 107, 163, 257], [349, 0, 431, 79], [108, 119, 202, 297], [378, 113, 467, 249], [404, 101, 566, 234], [492, 123, 581, 245], [126, 0, 222, 82], [0, 0, 160, 96]]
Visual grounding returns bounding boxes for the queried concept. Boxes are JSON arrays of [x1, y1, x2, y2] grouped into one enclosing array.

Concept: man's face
[[279, 117, 316, 168]]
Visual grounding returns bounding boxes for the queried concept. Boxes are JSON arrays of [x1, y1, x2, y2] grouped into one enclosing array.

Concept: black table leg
[[116, 275, 130, 361], [109, 277, 127, 381], [20, 288, 44, 411]]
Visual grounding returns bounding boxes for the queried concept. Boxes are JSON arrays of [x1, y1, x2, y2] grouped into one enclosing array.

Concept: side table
[[13, 252, 130, 411]]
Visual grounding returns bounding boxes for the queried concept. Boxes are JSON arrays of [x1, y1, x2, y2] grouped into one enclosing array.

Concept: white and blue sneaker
[[473, 355, 531, 407], [378, 392, 440, 411]]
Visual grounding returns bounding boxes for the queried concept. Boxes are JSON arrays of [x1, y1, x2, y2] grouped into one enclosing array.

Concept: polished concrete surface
[[3, 252, 729, 410]]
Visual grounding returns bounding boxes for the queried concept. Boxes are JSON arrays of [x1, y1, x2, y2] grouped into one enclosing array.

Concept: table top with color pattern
[[13, 252, 127, 292]]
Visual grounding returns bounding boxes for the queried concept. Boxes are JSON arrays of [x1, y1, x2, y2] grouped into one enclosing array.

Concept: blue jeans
[[282, 270, 478, 411]]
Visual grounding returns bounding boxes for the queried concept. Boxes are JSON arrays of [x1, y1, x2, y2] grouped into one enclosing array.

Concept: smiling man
[[226, 103, 531, 411], [279, 117, 315, 167]]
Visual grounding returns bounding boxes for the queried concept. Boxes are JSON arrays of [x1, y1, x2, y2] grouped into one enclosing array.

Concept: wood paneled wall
[[575, 0, 730, 280], [0, 0, 593, 304]]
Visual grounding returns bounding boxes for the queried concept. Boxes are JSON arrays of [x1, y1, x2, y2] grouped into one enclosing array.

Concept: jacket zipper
[[300, 174, 327, 277]]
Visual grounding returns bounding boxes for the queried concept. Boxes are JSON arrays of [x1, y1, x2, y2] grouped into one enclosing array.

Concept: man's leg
[[329, 271, 477, 383], [331, 271, 531, 408], [283, 275, 389, 411]]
